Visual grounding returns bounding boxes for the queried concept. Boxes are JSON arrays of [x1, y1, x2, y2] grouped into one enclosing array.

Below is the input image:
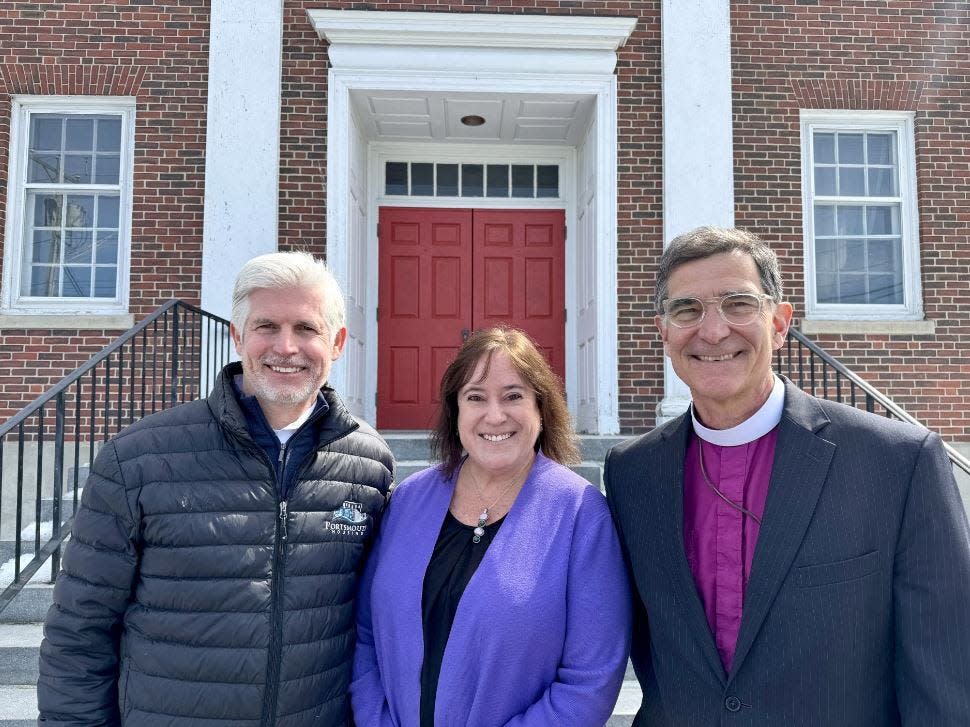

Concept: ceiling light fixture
[[460, 115, 486, 127]]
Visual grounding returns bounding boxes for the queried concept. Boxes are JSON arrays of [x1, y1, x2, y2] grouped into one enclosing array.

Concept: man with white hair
[[38, 252, 394, 726]]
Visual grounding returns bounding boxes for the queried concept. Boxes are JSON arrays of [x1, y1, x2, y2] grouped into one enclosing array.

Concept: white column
[[201, 0, 284, 321], [659, 0, 735, 421]]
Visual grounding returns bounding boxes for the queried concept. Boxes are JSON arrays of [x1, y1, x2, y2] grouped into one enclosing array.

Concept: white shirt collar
[[691, 375, 785, 446], [274, 402, 316, 444]]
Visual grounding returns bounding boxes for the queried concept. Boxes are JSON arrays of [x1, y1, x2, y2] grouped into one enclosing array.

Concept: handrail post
[[51, 394, 66, 579], [171, 304, 181, 408]]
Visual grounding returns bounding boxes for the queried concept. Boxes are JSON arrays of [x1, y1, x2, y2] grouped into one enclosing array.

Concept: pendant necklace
[[466, 461, 530, 543], [698, 443, 763, 526]]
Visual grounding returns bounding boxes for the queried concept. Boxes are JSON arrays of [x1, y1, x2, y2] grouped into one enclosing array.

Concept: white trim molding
[[658, 0, 735, 422], [310, 9, 635, 433], [308, 9, 637, 52], [800, 110, 924, 322]]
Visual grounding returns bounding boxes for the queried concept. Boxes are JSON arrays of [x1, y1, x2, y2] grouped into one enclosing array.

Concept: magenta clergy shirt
[[683, 422, 779, 673]]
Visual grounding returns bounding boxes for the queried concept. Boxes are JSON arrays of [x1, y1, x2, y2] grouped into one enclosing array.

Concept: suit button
[[724, 696, 742, 712]]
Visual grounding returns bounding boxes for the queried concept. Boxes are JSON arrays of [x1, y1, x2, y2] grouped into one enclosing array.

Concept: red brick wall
[[0, 1, 210, 419], [732, 1, 970, 438]]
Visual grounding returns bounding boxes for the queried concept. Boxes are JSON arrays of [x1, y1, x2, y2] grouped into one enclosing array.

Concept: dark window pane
[[32, 194, 62, 227], [29, 265, 59, 296], [867, 239, 898, 273], [94, 154, 120, 185], [867, 133, 894, 165], [411, 163, 433, 196], [385, 162, 408, 195], [837, 206, 864, 236], [461, 164, 483, 197], [31, 116, 62, 151], [840, 240, 865, 272], [66, 196, 95, 228], [97, 117, 122, 152], [813, 205, 835, 236], [537, 165, 559, 198], [867, 167, 894, 197], [511, 165, 534, 198], [29, 154, 61, 183], [838, 133, 864, 164], [98, 196, 120, 228], [63, 266, 91, 297], [839, 274, 866, 303], [813, 132, 835, 164], [436, 164, 459, 196], [64, 154, 93, 184], [486, 164, 508, 197], [814, 238, 837, 273], [96, 232, 119, 264], [816, 272, 838, 303], [94, 267, 117, 297], [866, 205, 898, 235], [869, 273, 902, 304], [814, 166, 835, 196], [66, 118, 94, 151], [838, 167, 864, 196], [64, 231, 93, 264], [32, 231, 60, 263]]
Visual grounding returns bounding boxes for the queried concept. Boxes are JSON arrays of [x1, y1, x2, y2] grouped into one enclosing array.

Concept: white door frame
[[309, 10, 636, 433]]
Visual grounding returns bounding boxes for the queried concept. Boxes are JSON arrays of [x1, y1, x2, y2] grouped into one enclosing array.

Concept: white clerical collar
[[691, 375, 785, 446]]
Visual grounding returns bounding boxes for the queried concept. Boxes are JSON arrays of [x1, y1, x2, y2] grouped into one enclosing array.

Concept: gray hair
[[231, 251, 346, 342], [655, 226, 784, 312]]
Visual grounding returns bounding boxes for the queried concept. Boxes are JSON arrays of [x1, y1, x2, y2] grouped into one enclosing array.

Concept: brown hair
[[431, 326, 580, 478]]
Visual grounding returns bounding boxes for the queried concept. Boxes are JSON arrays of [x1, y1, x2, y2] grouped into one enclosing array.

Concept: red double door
[[377, 207, 565, 429]]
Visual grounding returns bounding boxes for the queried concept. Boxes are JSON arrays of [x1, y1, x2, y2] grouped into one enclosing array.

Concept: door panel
[[475, 209, 566, 381], [378, 207, 565, 429], [377, 208, 472, 429]]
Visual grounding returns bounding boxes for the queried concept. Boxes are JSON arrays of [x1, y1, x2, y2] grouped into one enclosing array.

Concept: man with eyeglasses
[[605, 226, 970, 726]]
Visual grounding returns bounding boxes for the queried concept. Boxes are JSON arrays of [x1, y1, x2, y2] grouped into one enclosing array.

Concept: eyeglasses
[[660, 292, 775, 328]]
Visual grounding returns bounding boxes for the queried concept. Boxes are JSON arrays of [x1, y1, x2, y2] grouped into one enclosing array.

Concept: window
[[2, 97, 135, 315], [800, 111, 922, 320], [383, 161, 560, 199]]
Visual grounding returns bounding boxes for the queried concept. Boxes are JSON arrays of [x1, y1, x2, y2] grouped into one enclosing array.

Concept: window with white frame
[[800, 111, 923, 320], [2, 97, 135, 315]]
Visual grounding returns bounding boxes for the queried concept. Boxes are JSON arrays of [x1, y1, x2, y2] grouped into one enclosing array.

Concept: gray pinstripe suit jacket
[[604, 379, 970, 726]]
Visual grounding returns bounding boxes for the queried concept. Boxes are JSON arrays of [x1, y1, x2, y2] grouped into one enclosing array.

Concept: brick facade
[[0, 1, 209, 419], [731, 1, 970, 438], [0, 1, 966, 437]]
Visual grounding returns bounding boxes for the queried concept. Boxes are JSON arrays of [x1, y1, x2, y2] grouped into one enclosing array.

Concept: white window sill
[[0, 313, 135, 330], [799, 319, 935, 336]]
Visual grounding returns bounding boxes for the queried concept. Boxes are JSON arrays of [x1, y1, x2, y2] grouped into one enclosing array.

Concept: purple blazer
[[351, 452, 632, 727]]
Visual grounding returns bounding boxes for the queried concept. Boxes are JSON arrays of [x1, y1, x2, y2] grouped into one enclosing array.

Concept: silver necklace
[[466, 462, 529, 543], [698, 443, 763, 526]]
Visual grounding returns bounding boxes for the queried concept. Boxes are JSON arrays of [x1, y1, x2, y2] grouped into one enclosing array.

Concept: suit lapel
[[652, 414, 728, 684], [729, 382, 836, 680]]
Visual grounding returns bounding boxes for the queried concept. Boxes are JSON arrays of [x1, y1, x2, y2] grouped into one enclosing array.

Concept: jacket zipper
[[258, 426, 359, 725], [261, 443, 288, 726]]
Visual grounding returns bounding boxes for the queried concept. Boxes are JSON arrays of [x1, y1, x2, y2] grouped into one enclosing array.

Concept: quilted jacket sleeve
[[37, 440, 140, 726]]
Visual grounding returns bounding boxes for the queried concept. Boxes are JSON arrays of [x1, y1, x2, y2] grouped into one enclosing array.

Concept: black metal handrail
[[777, 327, 970, 477], [0, 300, 231, 613]]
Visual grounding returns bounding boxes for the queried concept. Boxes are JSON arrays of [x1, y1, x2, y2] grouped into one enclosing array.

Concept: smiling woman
[[350, 326, 632, 727]]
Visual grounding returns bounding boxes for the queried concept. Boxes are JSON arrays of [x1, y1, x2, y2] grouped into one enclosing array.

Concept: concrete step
[[0, 685, 36, 726], [0, 679, 641, 726], [0, 623, 43, 685]]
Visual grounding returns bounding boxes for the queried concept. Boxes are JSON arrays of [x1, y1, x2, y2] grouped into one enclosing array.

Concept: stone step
[[0, 623, 43, 685], [0, 680, 642, 725], [0, 685, 36, 727]]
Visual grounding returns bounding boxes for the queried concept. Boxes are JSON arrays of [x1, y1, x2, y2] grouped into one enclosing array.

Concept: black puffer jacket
[[37, 362, 394, 727]]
